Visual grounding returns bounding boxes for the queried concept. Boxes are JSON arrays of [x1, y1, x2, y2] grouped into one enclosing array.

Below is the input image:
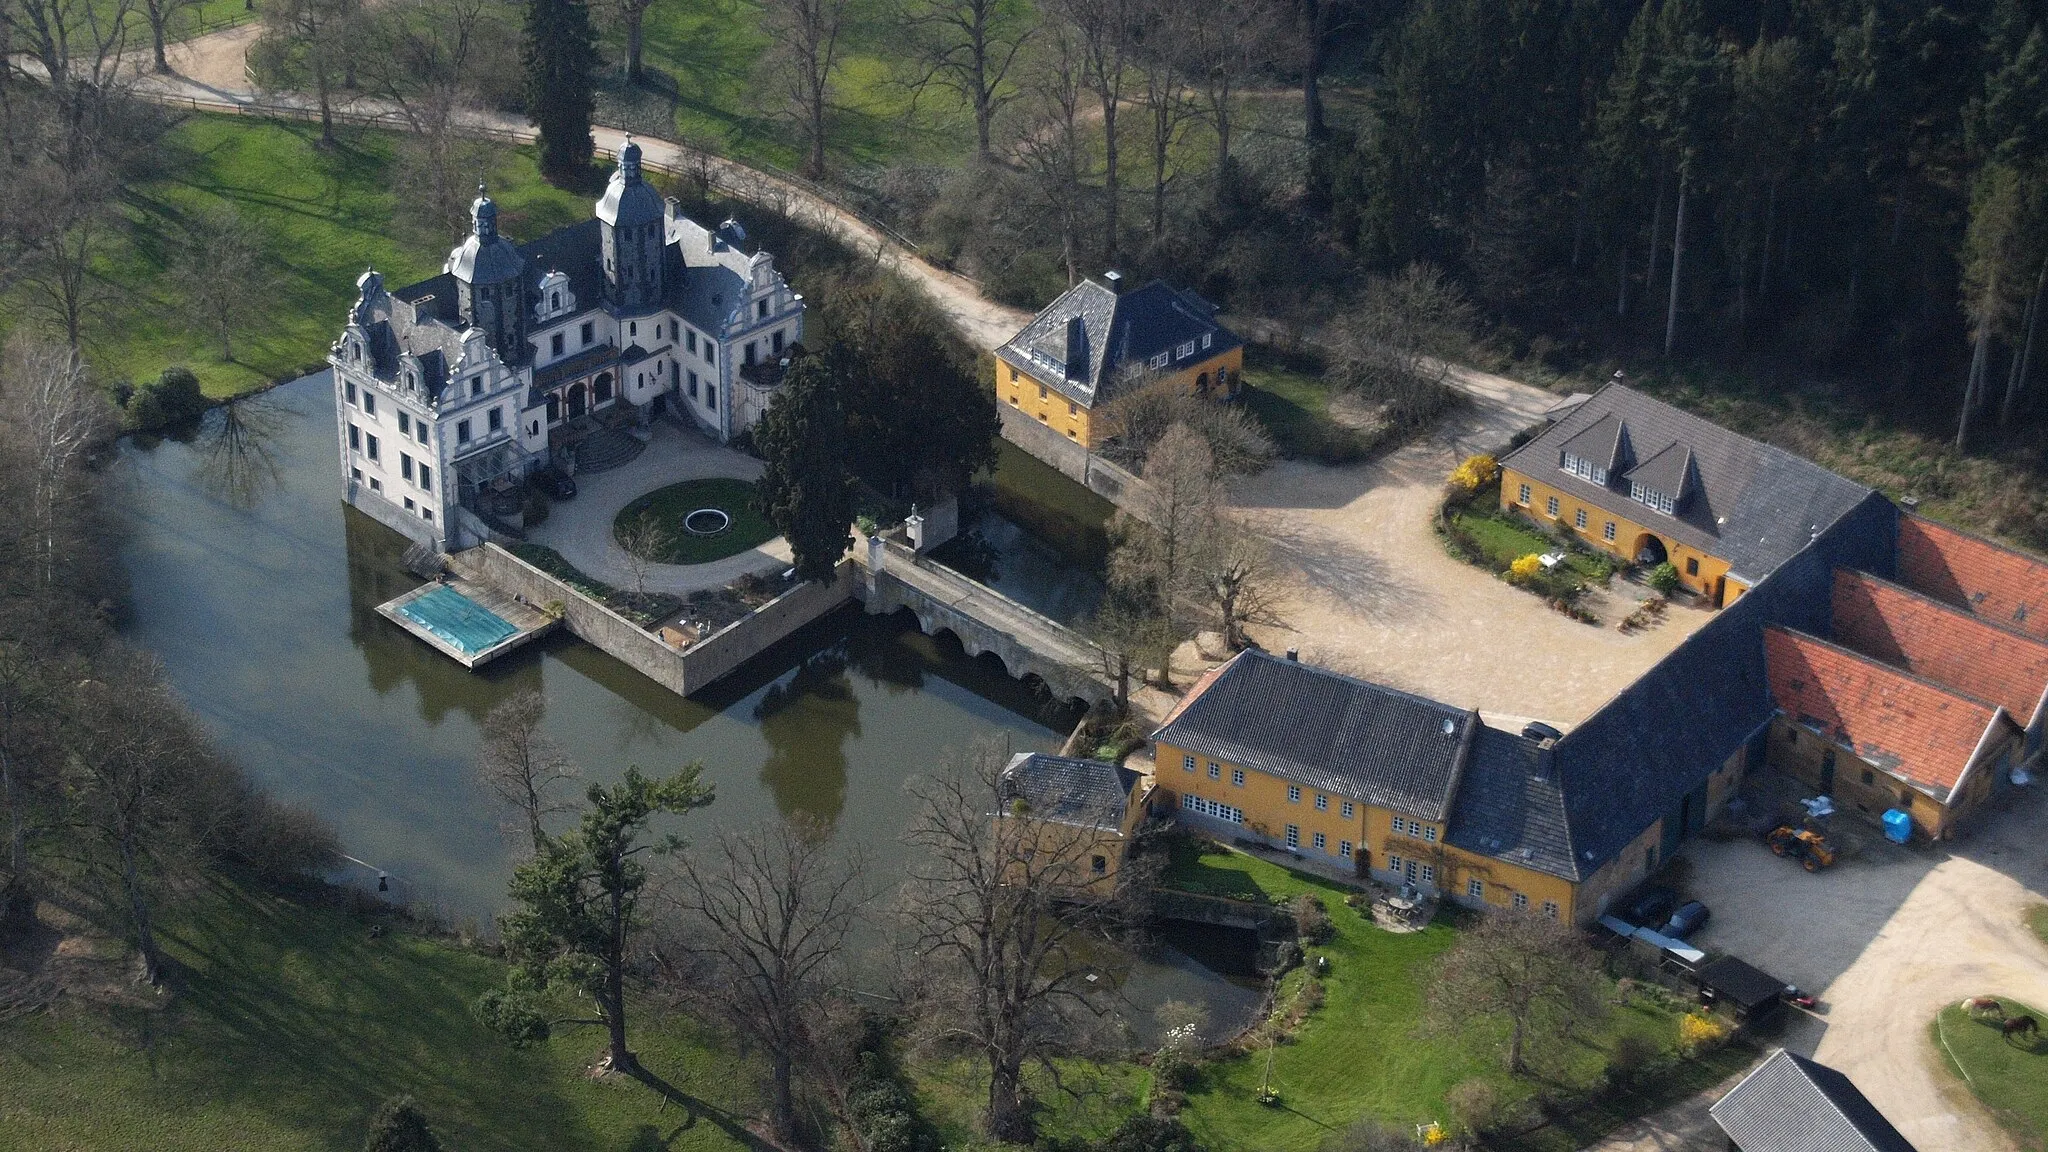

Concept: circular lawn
[[613, 478, 777, 564]]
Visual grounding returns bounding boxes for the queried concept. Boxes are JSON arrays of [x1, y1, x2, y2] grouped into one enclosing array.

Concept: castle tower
[[446, 185, 529, 362], [596, 137, 666, 311]]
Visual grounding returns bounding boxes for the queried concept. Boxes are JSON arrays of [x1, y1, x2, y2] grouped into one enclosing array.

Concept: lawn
[[1935, 997, 2048, 1150], [2030, 904, 2048, 948], [1157, 840, 1741, 1151], [615, 478, 778, 564], [621, 0, 980, 175], [1238, 350, 1371, 465], [1448, 505, 1614, 585], [7, 114, 594, 400], [0, 877, 757, 1152]]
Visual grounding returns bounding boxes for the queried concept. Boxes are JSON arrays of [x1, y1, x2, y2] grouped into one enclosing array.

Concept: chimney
[[1103, 269, 1124, 294], [1284, 647, 1298, 662], [1063, 315, 1087, 380]]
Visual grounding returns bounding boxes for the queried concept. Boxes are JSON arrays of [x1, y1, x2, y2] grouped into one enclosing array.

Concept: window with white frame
[[1561, 452, 1607, 484], [1176, 340, 1197, 360], [1575, 508, 1588, 530], [1340, 801, 1355, 819], [1180, 794, 1244, 824], [1546, 495, 1560, 516], [1338, 840, 1353, 858], [1149, 351, 1169, 370], [1182, 754, 1195, 772], [1518, 483, 1531, 505], [1512, 892, 1529, 910], [1284, 825, 1299, 849], [1467, 878, 1483, 899], [1387, 854, 1403, 874], [1391, 816, 1407, 835], [1542, 900, 1559, 919], [1201, 332, 1213, 349], [1419, 863, 1435, 883], [1315, 794, 1328, 811], [1231, 768, 1245, 787], [1630, 482, 1676, 515], [1604, 521, 1617, 541], [1312, 832, 1326, 851], [1208, 762, 1220, 779], [1422, 826, 1437, 842], [1286, 785, 1300, 802]]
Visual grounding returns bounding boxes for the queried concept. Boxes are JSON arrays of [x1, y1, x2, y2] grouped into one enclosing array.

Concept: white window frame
[[1208, 762, 1220, 780], [1312, 832, 1326, 851], [1467, 878, 1484, 899], [1339, 840, 1353, 859], [1231, 768, 1245, 787], [1513, 892, 1529, 910], [1341, 801, 1355, 819], [1284, 825, 1299, 849], [1315, 794, 1328, 811], [1420, 863, 1435, 884], [1182, 754, 1195, 772], [1287, 785, 1301, 803]]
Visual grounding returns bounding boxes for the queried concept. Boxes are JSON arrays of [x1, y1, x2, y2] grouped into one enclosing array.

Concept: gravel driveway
[[1678, 784, 2048, 1151], [523, 420, 791, 595], [1227, 377, 1713, 730]]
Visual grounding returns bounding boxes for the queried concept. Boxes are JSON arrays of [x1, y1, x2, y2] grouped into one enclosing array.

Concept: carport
[[1696, 955, 1786, 1022]]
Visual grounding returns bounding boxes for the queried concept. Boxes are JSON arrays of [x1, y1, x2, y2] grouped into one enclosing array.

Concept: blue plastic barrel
[[1882, 809, 1912, 844]]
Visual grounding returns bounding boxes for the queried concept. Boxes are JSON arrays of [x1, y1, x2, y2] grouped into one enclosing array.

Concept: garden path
[[523, 420, 791, 596]]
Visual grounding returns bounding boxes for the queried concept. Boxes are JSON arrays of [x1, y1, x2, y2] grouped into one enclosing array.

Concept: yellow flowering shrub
[[1679, 1011, 1731, 1055], [1448, 454, 1500, 493], [1509, 553, 1544, 582]]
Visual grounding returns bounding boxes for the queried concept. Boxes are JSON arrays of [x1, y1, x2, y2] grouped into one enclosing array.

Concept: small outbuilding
[[1709, 1048, 1917, 1152], [1694, 955, 1786, 1022]]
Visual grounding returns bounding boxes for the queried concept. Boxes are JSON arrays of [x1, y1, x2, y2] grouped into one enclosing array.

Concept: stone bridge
[[855, 537, 1114, 708]]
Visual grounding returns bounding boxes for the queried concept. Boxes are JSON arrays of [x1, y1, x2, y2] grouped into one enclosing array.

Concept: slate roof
[[1544, 492, 1898, 875], [1150, 651, 1478, 821], [1443, 726, 1578, 881], [995, 277, 1243, 409], [1710, 1049, 1917, 1152], [518, 219, 605, 318], [350, 272, 464, 400], [670, 217, 766, 334], [1896, 514, 2048, 640], [1502, 382, 1876, 583], [1763, 626, 2018, 799], [1000, 753, 1141, 833]]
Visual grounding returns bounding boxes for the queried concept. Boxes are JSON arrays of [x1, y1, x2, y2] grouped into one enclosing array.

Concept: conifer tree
[[364, 1096, 442, 1152], [522, 0, 599, 181], [754, 349, 855, 582]]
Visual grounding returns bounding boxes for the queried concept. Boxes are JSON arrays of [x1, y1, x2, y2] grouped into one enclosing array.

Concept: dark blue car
[[1661, 901, 1711, 940]]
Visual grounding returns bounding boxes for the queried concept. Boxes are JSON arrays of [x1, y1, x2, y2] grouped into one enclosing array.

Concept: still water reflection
[[117, 374, 1258, 1034]]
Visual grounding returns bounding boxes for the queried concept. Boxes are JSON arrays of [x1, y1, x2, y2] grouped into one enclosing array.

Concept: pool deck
[[376, 577, 562, 669]]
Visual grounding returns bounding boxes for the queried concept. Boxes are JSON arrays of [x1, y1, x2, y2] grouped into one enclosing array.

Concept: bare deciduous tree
[[1010, 20, 1089, 287], [171, 204, 269, 362], [1180, 0, 1280, 199], [356, 0, 513, 234], [1326, 261, 1475, 432], [138, 0, 200, 74], [898, 0, 1032, 161], [663, 817, 864, 1143], [1095, 370, 1273, 476], [474, 689, 580, 853], [1107, 423, 1216, 640], [757, 0, 851, 177], [1048, 0, 1131, 262], [254, 0, 360, 147], [0, 342, 117, 600], [1423, 909, 1607, 1075], [1197, 516, 1272, 653], [615, 511, 672, 598], [901, 745, 1133, 1143], [1132, 0, 1198, 243]]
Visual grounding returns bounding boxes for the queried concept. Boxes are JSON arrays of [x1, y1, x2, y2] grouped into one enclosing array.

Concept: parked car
[[535, 466, 576, 500], [1661, 900, 1710, 939], [1627, 886, 1677, 928], [1521, 721, 1564, 742]]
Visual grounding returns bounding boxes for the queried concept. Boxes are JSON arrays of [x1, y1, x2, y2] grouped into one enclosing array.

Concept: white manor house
[[330, 139, 805, 549]]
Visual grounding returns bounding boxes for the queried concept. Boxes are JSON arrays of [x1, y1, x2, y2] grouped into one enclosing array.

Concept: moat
[[117, 374, 1256, 1031]]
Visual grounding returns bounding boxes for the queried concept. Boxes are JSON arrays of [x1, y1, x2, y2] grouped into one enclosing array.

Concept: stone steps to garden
[[573, 429, 646, 475]]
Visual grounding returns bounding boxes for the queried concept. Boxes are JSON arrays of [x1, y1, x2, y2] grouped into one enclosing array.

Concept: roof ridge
[[1839, 568, 2048, 650], [1905, 510, 2048, 566], [1769, 625, 2007, 715], [1234, 648, 1469, 713]]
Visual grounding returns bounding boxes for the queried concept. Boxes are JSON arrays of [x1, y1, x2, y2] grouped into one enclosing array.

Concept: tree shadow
[[624, 1063, 771, 1150]]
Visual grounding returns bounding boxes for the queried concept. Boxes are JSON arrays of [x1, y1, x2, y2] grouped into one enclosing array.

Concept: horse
[[1965, 997, 2007, 1020], [2002, 1014, 2039, 1043]]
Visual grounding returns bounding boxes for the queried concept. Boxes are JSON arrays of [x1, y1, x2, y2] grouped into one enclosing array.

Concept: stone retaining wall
[[449, 543, 856, 697], [998, 407, 1152, 522]]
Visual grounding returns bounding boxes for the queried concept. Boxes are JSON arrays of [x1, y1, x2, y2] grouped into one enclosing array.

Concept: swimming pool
[[397, 585, 519, 654]]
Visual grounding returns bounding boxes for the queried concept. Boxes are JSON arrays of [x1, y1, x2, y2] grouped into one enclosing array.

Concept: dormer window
[[1630, 482, 1675, 516], [1149, 352, 1169, 370], [1176, 340, 1197, 360], [1202, 333, 1213, 350], [1562, 452, 1607, 484]]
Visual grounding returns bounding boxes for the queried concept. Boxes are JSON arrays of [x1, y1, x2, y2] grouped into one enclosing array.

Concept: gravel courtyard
[[1229, 367, 1713, 731]]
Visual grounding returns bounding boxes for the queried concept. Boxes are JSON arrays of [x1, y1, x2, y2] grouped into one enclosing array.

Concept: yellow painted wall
[[997, 347, 1243, 450], [1501, 467, 1741, 603], [1156, 738, 1583, 916], [1001, 774, 1156, 894]]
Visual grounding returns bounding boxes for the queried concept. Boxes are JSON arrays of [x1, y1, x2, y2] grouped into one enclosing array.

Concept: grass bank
[[1238, 348, 1374, 465], [1935, 997, 2048, 1150], [3, 114, 593, 400], [0, 877, 754, 1151], [1158, 840, 1743, 1151]]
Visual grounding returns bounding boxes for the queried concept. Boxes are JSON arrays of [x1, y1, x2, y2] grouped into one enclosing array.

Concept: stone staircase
[[572, 428, 646, 475]]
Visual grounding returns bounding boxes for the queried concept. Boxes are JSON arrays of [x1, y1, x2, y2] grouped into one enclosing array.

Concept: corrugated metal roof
[[1710, 1049, 1917, 1152]]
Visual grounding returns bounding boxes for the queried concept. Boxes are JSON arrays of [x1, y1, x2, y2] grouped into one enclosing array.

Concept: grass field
[[3, 114, 594, 400], [616, 478, 778, 564], [2030, 905, 2048, 948], [620, 1, 980, 175], [1935, 997, 2048, 1150], [0, 877, 755, 1152], [1238, 351, 1372, 465], [1158, 841, 1740, 1151]]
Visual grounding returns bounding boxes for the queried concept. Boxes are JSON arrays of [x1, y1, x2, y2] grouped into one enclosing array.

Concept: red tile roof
[[1832, 570, 2048, 726], [1763, 626, 2013, 798], [1896, 515, 2048, 641]]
